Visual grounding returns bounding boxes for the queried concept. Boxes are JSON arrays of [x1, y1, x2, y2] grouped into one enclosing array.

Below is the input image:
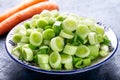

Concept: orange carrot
[[0, 0, 48, 22], [0, 1, 59, 35]]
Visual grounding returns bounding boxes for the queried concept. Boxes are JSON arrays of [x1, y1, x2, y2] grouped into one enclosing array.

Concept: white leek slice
[[61, 54, 72, 64], [88, 45, 99, 58], [12, 34, 22, 43], [20, 36, 29, 43], [62, 18, 77, 31], [18, 25, 27, 35], [39, 10, 52, 17], [69, 13, 79, 23], [60, 30, 74, 39], [12, 46, 21, 58], [75, 45, 90, 58], [63, 45, 77, 55], [37, 54, 49, 64], [39, 63, 51, 70], [100, 44, 109, 52], [22, 48, 33, 61], [88, 32, 98, 45], [50, 10, 59, 17], [64, 62, 73, 70], [29, 31, 43, 46], [43, 29, 55, 40], [95, 25, 104, 35], [99, 50, 109, 57], [36, 18, 48, 28], [76, 24, 89, 39], [84, 18, 96, 31], [49, 51, 61, 69], [50, 37, 64, 51], [43, 40, 50, 45]]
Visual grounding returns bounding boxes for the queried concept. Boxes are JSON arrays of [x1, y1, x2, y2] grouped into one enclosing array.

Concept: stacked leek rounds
[[12, 10, 111, 70]]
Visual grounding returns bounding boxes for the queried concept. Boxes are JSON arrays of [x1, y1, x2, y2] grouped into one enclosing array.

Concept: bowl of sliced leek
[[5, 10, 118, 74]]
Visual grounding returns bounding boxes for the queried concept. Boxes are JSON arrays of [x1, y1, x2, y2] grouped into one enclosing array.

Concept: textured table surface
[[0, 0, 120, 80]]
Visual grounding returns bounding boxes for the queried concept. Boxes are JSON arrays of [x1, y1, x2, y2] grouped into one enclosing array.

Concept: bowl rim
[[5, 22, 119, 75]]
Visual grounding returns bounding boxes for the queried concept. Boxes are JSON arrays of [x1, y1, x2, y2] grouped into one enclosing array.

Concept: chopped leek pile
[[12, 10, 112, 70]]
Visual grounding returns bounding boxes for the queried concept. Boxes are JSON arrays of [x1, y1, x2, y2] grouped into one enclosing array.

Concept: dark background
[[0, 0, 120, 80]]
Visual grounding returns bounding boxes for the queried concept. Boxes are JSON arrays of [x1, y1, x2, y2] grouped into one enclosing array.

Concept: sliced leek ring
[[50, 37, 64, 51], [61, 54, 72, 64], [29, 31, 43, 46], [75, 45, 90, 58], [60, 30, 74, 39], [62, 18, 77, 31], [22, 48, 33, 61], [63, 45, 77, 55], [76, 24, 89, 39], [49, 51, 61, 69], [37, 54, 49, 64], [88, 32, 98, 45]]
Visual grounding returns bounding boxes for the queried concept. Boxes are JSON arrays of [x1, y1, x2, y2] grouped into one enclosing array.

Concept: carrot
[[0, 0, 48, 22], [0, 1, 59, 35]]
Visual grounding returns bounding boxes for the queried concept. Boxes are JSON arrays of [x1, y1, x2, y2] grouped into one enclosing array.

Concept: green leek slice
[[75, 45, 90, 58], [49, 51, 61, 69]]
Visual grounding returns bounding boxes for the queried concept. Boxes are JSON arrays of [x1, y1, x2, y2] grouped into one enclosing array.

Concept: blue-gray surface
[[0, 0, 120, 80]]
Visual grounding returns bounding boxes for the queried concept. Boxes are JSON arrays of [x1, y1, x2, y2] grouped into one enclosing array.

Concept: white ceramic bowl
[[5, 21, 118, 75]]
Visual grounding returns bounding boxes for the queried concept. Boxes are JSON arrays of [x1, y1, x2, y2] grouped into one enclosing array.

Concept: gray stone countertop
[[0, 0, 120, 80]]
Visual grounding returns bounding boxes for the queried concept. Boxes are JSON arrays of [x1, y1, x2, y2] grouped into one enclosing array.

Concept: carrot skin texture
[[0, 1, 59, 35], [0, 0, 48, 22]]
